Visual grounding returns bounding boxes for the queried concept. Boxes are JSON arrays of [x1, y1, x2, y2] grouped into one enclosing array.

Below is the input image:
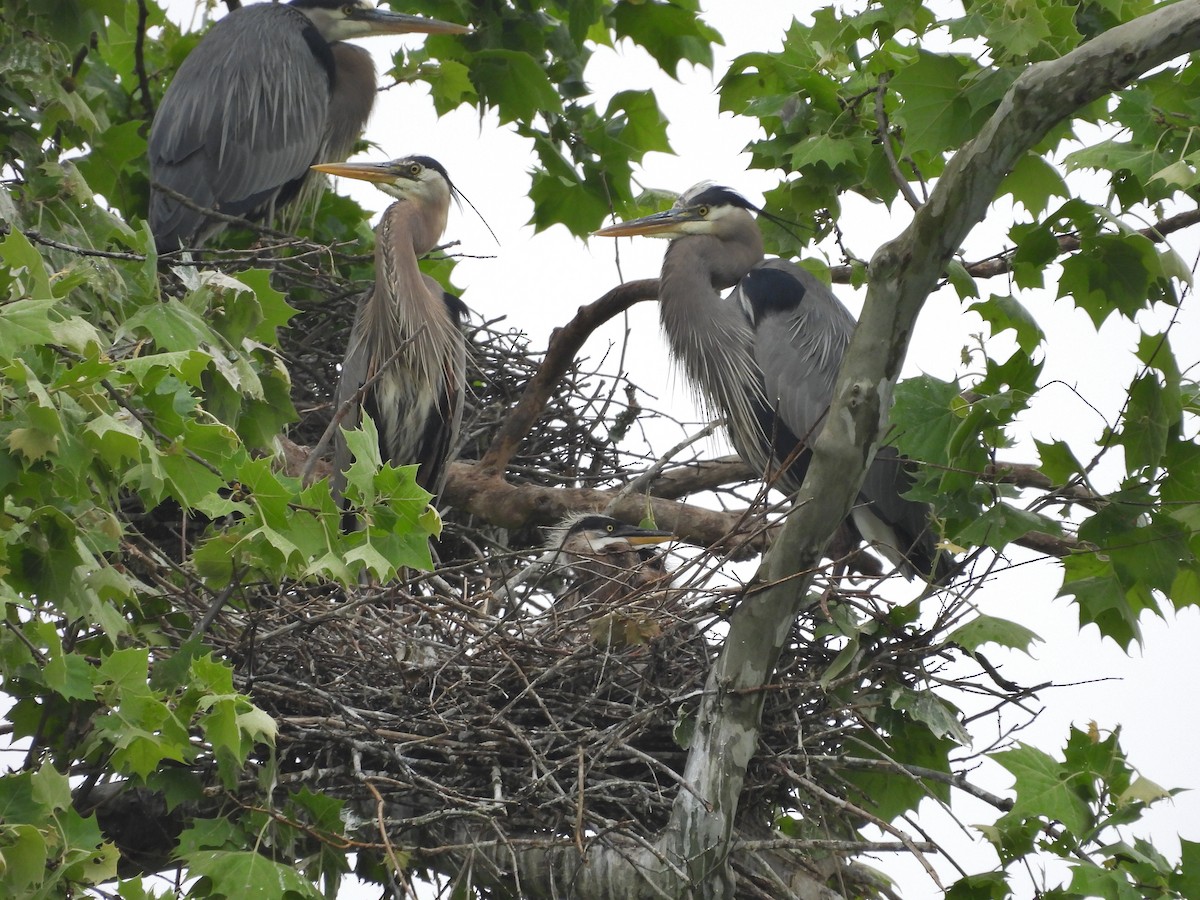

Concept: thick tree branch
[[444, 460, 768, 558], [663, 6, 1200, 898]]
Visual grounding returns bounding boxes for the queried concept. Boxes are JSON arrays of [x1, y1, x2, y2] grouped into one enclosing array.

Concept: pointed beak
[[348, 8, 470, 36], [610, 523, 675, 546], [310, 160, 411, 184], [592, 208, 696, 238]]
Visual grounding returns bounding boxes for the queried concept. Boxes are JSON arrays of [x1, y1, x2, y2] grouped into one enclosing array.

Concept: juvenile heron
[[311, 156, 467, 510], [594, 184, 949, 582], [148, 1, 468, 251], [546, 514, 674, 617]]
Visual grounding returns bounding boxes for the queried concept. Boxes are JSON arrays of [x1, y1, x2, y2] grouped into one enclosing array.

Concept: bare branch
[[478, 279, 659, 476]]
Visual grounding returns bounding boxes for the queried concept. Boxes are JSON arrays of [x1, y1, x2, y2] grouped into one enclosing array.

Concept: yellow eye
[[697, 206, 710, 217], [342, 4, 357, 15], [409, 163, 422, 176], [606, 524, 614, 533]]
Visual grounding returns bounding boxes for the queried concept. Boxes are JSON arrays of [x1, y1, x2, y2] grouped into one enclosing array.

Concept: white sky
[[161, 2, 1200, 896]]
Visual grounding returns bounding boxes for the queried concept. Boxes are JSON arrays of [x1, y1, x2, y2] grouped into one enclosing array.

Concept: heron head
[[291, 1, 470, 41], [548, 514, 674, 557], [312, 155, 454, 207], [592, 183, 759, 240]]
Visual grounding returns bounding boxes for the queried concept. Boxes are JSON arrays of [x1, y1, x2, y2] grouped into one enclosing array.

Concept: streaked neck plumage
[[362, 199, 456, 379], [657, 223, 771, 469]]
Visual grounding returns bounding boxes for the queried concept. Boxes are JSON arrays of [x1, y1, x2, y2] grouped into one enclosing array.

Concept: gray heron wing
[[148, 4, 330, 248], [737, 261, 855, 474], [412, 289, 467, 499], [739, 260, 948, 580]]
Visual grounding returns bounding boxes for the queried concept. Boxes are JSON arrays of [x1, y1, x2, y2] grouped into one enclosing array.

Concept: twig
[[477, 279, 659, 476], [604, 419, 726, 514], [135, 0, 154, 120], [875, 75, 923, 212]]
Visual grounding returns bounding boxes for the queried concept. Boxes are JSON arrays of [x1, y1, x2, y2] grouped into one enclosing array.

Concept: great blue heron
[[594, 184, 950, 582], [309, 156, 467, 511], [148, 1, 468, 251], [545, 514, 674, 620]]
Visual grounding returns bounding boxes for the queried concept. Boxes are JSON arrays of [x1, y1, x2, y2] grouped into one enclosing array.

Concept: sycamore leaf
[[890, 51, 975, 154], [969, 294, 1045, 354], [1001, 152, 1068, 217], [611, 1, 721, 76], [186, 850, 324, 900], [947, 615, 1041, 654], [993, 743, 1090, 835], [471, 50, 562, 123]]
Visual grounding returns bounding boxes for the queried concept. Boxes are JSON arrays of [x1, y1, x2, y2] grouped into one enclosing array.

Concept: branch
[[477, 279, 659, 476], [443, 460, 768, 558], [875, 75, 923, 212], [134, 0, 154, 121], [661, 5, 1200, 896], [826, 207, 1200, 284], [647, 455, 755, 499]]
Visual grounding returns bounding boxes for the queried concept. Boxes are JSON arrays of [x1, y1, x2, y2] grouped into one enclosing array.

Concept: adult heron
[[310, 156, 467, 511], [594, 184, 950, 583], [148, 1, 468, 251], [545, 514, 674, 619]]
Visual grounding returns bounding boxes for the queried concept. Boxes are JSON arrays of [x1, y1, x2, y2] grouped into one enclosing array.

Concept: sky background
[[157, 2, 1200, 895]]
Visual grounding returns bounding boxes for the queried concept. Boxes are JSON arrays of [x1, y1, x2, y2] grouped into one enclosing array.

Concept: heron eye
[[606, 524, 614, 533], [342, 4, 357, 15], [698, 206, 710, 217], [409, 164, 422, 176]]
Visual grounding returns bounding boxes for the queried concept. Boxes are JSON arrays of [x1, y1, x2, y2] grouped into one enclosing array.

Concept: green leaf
[[1068, 862, 1141, 900], [1117, 373, 1172, 473], [186, 850, 324, 900], [0, 825, 48, 893], [604, 90, 672, 157], [890, 51, 975, 154], [969, 294, 1045, 354], [1058, 553, 1146, 650], [888, 687, 971, 746], [471, 50, 562, 124], [1034, 439, 1085, 485], [30, 761, 72, 812], [1172, 839, 1200, 897], [946, 871, 1010, 900], [611, 1, 722, 76], [957, 501, 1058, 549], [44, 647, 96, 701], [947, 615, 1041, 654], [944, 259, 979, 301], [0, 299, 57, 359], [1059, 232, 1178, 327], [1000, 152, 1069, 217], [1009, 221, 1060, 290], [993, 743, 1090, 835], [0, 229, 53, 300]]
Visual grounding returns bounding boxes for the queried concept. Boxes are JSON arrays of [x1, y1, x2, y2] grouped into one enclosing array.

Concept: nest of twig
[[111, 245, 988, 895], [178, 564, 895, 863]]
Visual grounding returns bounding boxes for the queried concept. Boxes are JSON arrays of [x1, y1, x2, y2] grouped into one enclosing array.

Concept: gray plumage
[[318, 157, 466, 508], [147, 1, 468, 251], [596, 183, 950, 582]]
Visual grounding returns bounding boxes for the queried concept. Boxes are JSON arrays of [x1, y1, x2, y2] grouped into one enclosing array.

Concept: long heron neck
[[365, 202, 453, 352], [324, 44, 377, 160], [658, 236, 766, 452]]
